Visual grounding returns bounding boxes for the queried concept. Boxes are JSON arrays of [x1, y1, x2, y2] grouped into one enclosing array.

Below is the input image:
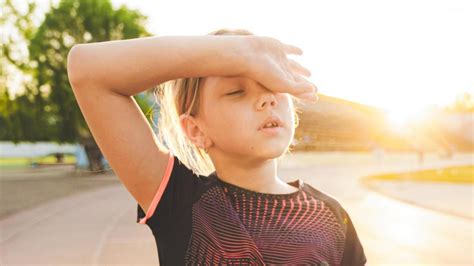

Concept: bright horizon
[[7, 0, 474, 116]]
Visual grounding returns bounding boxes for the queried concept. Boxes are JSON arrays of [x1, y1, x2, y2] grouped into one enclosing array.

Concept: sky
[[8, 0, 474, 117]]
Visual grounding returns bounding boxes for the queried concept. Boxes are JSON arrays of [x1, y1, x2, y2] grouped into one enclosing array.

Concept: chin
[[259, 144, 290, 159]]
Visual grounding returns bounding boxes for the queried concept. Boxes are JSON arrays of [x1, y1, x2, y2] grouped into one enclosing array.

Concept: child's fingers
[[288, 78, 317, 95], [287, 59, 311, 77], [287, 74, 318, 95], [283, 44, 303, 55], [295, 91, 319, 103]]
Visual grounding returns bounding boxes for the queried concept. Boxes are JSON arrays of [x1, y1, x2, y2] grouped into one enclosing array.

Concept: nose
[[256, 90, 278, 110]]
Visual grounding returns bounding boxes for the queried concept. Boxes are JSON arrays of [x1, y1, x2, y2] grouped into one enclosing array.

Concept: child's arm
[[67, 35, 317, 97], [68, 36, 255, 96]]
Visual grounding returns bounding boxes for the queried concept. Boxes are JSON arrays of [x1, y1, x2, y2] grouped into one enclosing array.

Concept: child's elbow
[[67, 44, 87, 89]]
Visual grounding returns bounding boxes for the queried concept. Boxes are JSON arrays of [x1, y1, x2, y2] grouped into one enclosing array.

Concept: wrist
[[218, 35, 255, 78]]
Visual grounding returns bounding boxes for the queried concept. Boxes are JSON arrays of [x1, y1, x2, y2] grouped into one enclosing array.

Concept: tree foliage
[[1, 0, 152, 144], [1, 0, 152, 170]]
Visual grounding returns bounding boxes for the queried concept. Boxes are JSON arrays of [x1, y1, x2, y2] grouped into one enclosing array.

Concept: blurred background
[[1, 0, 472, 265]]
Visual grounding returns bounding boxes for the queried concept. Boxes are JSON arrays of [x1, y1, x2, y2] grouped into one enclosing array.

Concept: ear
[[179, 114, 210, 149]]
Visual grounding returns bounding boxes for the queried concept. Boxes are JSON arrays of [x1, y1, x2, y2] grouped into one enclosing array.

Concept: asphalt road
[[1, 152, 472, 265]]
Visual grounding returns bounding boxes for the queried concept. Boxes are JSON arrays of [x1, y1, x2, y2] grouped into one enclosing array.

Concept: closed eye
[[226, 90, 244, 95]]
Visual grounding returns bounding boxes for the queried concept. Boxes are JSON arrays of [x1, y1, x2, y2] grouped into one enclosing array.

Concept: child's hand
[[242, 36, 318, 103]]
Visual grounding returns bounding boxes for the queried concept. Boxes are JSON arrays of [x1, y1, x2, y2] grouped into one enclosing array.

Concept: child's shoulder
[[301, 181, 350, 221], [302, 181, 343, 206]]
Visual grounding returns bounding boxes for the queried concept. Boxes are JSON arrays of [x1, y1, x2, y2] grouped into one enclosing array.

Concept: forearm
[[67, 35, 249, 96]]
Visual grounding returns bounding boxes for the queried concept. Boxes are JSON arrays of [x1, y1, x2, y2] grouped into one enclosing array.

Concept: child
[[67, 28, 366, 265]]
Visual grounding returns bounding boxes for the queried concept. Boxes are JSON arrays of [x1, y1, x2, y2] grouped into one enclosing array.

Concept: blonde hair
[[151, 28, 301, 176]]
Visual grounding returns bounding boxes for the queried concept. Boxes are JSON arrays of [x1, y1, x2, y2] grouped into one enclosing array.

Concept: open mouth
[[259, 115, 283, 130], [262, 121, 279, 128], [259, 125, 282, 137]]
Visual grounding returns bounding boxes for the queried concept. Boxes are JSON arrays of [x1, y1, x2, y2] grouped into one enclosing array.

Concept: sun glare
[[385, 105, 431, 133]]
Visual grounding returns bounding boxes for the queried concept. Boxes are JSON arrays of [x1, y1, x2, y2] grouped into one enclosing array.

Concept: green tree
[[2, 0, 152, 171], [1, 0, 47, 142]]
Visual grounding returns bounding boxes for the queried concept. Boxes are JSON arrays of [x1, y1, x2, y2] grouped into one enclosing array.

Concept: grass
[[0, 155, 76, 169], [365, 165, 474, 184]]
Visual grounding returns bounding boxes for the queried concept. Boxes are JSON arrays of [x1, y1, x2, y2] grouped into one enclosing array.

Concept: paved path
[[366, 179, 473, 220], [1, 152, 472, 265], [0, 183, 157, 265]]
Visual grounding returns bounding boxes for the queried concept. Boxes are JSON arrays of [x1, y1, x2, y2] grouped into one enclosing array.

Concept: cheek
[[207, 106, 254, 140], [219, 108, 252, 131]]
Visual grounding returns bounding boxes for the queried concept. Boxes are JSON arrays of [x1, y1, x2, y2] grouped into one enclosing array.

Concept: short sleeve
[[340, 210, 367, 266], [136, 153, 208, 226]]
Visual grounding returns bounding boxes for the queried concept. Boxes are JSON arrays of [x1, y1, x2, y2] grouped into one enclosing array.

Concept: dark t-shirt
[[137, 153, 367, 265]]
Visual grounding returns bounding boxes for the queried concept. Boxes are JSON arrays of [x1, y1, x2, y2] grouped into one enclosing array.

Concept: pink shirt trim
[[138, 152, 174, 224]]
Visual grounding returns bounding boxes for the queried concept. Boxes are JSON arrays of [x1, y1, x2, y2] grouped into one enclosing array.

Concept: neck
[[210, 151, 292, 194]]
